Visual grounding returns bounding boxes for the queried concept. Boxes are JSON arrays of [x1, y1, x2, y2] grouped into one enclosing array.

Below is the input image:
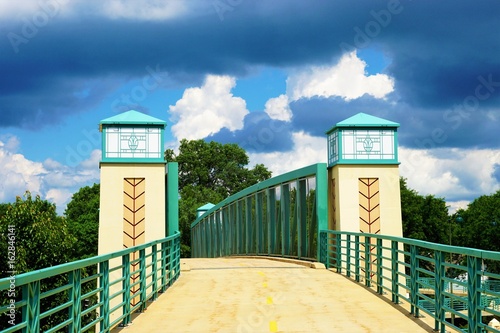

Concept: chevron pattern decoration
[[358, 178, 380, 277], [330, 177, 337, 230], [123, 178, 146, 306]]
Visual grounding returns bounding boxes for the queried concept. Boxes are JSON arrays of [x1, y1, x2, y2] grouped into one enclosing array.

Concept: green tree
[[459, 190, 500, 272], [400, 178, 449, 244], [65, 183, 100, 260], [165, 139, 272, 257], [0, 192, 76, 331], [0, 203, 8, 219], [0, 192, 75, 277]]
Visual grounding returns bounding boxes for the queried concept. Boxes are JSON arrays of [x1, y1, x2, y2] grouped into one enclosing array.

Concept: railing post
[[122, 254, 131, 326], [245, 196, 253, 255], [319, 231, 327, 267], [256, 192, 264, 255], [433, 250, 445, 333], [151, 244, 158, 300], [365, 236, 371, 287], [346, 235, 351, 277], [139, 249, 147, 311], [99, 261, 110, 332], [163, 240, 171, 289], [467, 255, 482, 333], [409, 244, 419, 317], [335, 233, 342, 273], [174, 236, 181, 281], [223, 208, 229, 256], [376, 238, 383, 295], [68, 269, 82, 333], [390, 240, 399, 303], [297, 179, 307, 260], [355, 235, 360, 282], [207, 216, 213, 258], [267, 188, 276, 255], [215, 212, 221, 257], [281, 184, 290, 256], [22, 280, 40, 333], [237, 201, 243, 255]]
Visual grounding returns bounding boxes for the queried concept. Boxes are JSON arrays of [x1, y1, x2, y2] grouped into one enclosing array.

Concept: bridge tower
[[326, 112, 402, 237], [98, 110, 174, 322], [98, 110, 169, 256]]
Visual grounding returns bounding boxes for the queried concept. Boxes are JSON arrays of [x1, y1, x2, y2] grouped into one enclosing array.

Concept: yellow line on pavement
[[269, 321, 278, 332]]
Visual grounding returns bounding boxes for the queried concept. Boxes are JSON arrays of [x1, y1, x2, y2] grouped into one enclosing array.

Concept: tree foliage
[[166, 139, 272, 257], [0, 192, 76, 331], [400, 178, 449, 244], [65, 183, 100, 260], [0, 192, 75, 277], [458, 190, 500, 253]]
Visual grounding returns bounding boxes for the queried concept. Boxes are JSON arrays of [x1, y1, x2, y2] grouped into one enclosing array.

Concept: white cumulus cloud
[[399, 147, 500, 209], [248, 131, 326, 176], [169, 75, 249, 140], [264, 94, 292, 121], [0, 136, 100, 214], [286, 51, 394, 102]]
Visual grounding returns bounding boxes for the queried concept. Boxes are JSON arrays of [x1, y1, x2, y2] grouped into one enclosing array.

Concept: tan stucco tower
[[98, 110, 168, 316], [326, 113, 403, 237]]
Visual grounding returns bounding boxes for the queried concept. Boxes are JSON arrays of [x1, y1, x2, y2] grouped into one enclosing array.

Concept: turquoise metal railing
[[320, 230, 500, 333], [191, 163, 328, 260], [0, 232, 180, 333]]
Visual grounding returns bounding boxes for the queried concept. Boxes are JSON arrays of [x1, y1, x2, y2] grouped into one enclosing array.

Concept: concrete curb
[[225, 255, 326, 269]]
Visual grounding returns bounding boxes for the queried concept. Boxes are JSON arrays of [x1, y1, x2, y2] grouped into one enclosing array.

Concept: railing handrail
[[191, 163, 326, 228], [320, 230, 499, 259], [0, 231, 181, 288], [320, 230, 500, 333]]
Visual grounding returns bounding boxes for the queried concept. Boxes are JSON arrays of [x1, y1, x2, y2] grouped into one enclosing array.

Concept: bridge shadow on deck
[[113, 257, 434, 333]]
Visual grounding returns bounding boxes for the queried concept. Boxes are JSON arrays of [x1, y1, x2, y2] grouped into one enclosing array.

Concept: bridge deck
[[114, 258, 433, 333]]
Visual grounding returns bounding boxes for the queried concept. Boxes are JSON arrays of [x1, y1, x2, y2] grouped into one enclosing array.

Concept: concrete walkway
[[114, 258, 434, 333]]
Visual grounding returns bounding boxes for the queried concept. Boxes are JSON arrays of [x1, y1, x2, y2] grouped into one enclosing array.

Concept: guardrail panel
[[0, 233, 181, 332], [320, 230, 500, 333]]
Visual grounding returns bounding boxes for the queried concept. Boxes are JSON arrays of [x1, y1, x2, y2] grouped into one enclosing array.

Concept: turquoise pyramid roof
[[326, 113, 399, 133], [100, 110, 166, 126], [197, 203, 215, 211]]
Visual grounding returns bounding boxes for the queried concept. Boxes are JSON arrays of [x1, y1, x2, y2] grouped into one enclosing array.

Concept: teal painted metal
[[326, 113, 400, 167], [166, 162, 179, 236], [330, 112, 400, 128], [100, 110, 167, 164], [314, 163, 328, 258], [320, 230, 500, 333], [100, 110, 167, 125], [68, 269, 82, 332], [191, 163, 328, 261], [255, 192, 264, 254], [281, 184, 290, 256], [267, 188, 276, 255], [0, 233, 181, 332]]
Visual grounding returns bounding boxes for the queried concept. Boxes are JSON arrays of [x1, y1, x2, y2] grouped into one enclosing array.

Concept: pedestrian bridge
[[1, 163, 500, 333], [114, 257, 433, 333]]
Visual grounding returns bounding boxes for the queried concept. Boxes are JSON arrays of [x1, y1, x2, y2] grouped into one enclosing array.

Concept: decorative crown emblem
[[363, 137, 373, 152], [128, 135, 139, 150]]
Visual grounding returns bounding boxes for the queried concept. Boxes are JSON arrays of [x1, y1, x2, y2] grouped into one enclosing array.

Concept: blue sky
[[1, 0, 500, 214]]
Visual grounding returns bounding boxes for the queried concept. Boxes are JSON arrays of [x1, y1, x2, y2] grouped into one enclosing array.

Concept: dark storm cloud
[[1, 0, 500, 131], [206, 112, 293, 153], [289, 96, 500, 150]]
